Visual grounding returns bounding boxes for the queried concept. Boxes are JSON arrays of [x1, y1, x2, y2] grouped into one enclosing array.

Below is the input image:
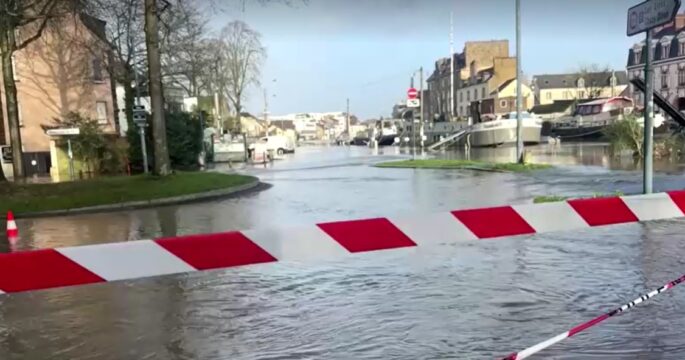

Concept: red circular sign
[[407, 88, 418, 99]]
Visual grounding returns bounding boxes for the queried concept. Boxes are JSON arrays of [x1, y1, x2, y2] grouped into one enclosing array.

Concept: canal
[[1, 143, 685, 359]]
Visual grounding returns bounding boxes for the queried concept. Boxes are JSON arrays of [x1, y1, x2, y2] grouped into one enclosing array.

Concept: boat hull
[[468, 119, 541, 147]]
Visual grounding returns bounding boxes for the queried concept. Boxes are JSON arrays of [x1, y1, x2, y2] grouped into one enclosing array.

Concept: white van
[[249, 135, 295, 155]]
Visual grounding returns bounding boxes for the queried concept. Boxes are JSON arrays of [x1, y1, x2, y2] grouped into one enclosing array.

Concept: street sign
[[406, 98, 420, 108], [407, 88, 418, 99], [133, 105, 148, 126], [627, 0, 681, 36], [46, 128, 80, 136]]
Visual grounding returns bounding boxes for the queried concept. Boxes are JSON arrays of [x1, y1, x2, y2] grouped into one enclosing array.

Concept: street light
[[133, 105, 149, 174]]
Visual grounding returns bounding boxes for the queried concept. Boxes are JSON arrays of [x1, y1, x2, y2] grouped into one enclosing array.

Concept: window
[[663, 44, 670, 59], [96, 101, 108, 124], [578, 90, 586, 99], [610, 75, 617, 87], [92, 57, 103, 82], [662, 73, 669, 89], [680, 42, 685, 56], [546, 91, 552, 100], [460, 92, 463, 102], [11, 55, 18, 81], [459, 106, 463, 115], [467, 90, 470, 101], [577, 78, 585, 88], [473, 89, 478, 100], [635, 50, 642, 63], [499, 100, 508, 108], [679, 69, 685, 86], [481, 87, 486, 99]]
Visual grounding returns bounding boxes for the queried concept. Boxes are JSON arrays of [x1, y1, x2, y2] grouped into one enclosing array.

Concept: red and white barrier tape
[[502, 272, 685, 359], [0, 191, 684, 294]]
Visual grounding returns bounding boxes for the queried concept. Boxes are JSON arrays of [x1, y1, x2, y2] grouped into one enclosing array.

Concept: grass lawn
[[533, 191, 625, 204], [0, 172, 256, 215], [375, 159, 552, 172]]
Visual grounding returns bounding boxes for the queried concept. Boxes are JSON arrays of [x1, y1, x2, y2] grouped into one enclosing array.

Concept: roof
[[529, 100, 576, 115], [490, 78, 516, 94], [576, 96, 632, 106], [79, 13, 108, 43], [276, 120, 295, 130], [533, 71, 628, 89]]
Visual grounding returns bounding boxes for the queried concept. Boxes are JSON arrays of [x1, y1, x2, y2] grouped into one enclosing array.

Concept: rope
[[501, 272, 685, 360]]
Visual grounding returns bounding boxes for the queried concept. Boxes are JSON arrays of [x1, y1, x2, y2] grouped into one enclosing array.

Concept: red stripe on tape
[[451, 206, 535, 239], [568, 313, 610, 337], [568, 197, 638, 226], [0, 249, 104, 293], [667, 190, 685, 215], [317, 218, 416, 253], [156, 232, 277, 270]]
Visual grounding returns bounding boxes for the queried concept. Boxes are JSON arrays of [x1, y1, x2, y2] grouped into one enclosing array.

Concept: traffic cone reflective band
[[6, 211, 18, 239]]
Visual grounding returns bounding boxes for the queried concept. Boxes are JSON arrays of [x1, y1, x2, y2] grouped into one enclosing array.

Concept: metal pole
[[450, 12, 454, 120], [139, 126, 148, 174], [264, 88, 269, 136], [515, 0, 524, 163], [420, 67, 424, 151], [644, 30, 654, 194], [346, 98, 350, 141], [67, 138, 74, 180]]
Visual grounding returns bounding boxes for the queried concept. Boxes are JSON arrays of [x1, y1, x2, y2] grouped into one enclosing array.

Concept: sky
[[207, 0, 650, 119]]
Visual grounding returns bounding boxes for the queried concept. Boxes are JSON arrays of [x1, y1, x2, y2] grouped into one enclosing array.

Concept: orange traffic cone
[[6, 211, 18, 241]]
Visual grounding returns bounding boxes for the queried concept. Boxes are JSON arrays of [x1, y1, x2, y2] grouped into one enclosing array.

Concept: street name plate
[[627, 0, 681, 36], [46, 128, 80, 136]]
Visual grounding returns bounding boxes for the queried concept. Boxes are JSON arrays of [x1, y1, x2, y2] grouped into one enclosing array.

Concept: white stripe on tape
[[57, 240, 196, 281], [244, 226, 349, 262], [6, 220, 16, 230], [516, 331, 570, 360], [621, 193, 684, 222], [513, 202, 588, 233], [390, 212, 477, 246]]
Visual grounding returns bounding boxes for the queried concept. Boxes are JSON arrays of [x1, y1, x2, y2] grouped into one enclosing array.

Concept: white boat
[[468, 112, 542, 147], [376, 120, 399, 146]]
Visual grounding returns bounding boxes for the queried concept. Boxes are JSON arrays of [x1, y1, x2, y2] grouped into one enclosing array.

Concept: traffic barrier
[[0, 191, 684, 295], [502, 272, 685, 359], [5, 211, 17, 242]]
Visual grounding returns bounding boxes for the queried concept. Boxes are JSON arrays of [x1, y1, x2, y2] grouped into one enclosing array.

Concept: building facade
[[627, 16, 685, 111], [531, 71, 628, 106], [456, 56, 517, 118], [0, 14, 116, 176], [426, 40, 509, 122]]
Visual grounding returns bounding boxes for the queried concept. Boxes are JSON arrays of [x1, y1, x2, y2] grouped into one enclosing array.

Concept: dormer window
[[663, 44, 670, 59], [610, 75, 617, 87], [635, 50, 642, 63], [577, 78, 585, 88]]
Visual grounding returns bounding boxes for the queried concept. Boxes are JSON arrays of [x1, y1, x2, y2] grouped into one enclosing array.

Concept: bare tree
[[159, 0, 211, 97], [144, 0, 171, 175], [577, 64, 612, 100], [217, 21, 265, 133], [86, 0, 146, 130], [0, 0, 82, 178]]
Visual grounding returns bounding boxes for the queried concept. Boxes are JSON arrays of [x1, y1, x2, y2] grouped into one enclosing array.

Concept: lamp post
[[133, 106, 148, 174]]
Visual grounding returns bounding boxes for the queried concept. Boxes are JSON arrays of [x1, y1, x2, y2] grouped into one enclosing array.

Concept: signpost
[[627, 0, 680, 194], [46, 128, 80, 180], [133, 105, 149, 174]]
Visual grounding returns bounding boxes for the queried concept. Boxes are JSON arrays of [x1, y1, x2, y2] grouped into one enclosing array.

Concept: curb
[[6, 180, 266, 219]]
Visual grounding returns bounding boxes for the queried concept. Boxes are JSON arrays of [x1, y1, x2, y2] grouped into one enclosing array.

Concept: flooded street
[[3, 144, 685, 359]]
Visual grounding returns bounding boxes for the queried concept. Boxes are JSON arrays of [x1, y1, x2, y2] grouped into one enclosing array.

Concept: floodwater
[[2, 143, 685, 359]]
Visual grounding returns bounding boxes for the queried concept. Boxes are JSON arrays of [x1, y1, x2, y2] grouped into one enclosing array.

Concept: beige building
[[531, 71, 628, 106], [0, 14, 116, 177], [427, 40, 510, 122], [458, 57, 527, 118]]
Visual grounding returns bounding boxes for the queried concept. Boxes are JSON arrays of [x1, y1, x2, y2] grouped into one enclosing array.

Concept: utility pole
[[132, 34, 148, 174], [346, 98, 350, 140], [264, 88, 269, 137], [449, 11, 455, 120], [419, 66, 424, 151], [515, 0, 524, 164], [644, 30, 654, 194]]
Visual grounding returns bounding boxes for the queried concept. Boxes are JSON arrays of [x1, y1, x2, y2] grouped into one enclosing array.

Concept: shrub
[[603, 115, 643, 157], [127, 111, 204, 173]]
